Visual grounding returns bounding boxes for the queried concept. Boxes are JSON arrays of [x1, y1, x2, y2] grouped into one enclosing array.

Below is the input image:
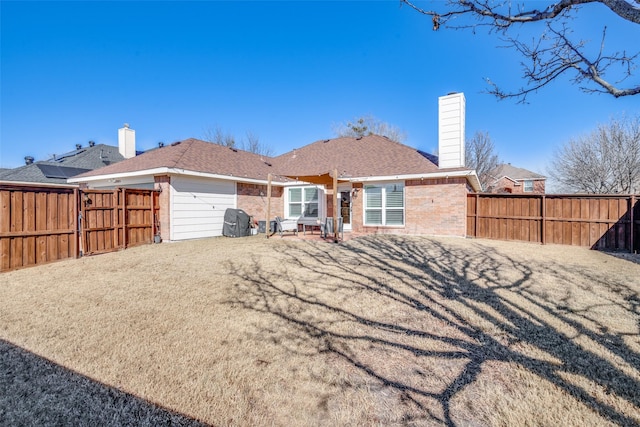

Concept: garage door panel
[[171, 176, 236, 240]]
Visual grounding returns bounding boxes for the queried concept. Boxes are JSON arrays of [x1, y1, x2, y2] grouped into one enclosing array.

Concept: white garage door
[[171, 176, 236, 240]]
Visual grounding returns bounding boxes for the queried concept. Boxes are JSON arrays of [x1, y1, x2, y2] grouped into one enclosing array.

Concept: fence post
[[474, 193, 479, 238], [151, 189, 156, 242], [630, 195, 635, 254], [73, 188, 79, 258], [541, 195, 546, 245], [121, 188, 127, 249], [80, 190, 87, 256]]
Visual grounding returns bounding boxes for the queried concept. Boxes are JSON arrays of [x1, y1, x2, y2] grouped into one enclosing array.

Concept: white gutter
[[348, 170, 482, 192], [68, 167, 290, 186], [67, 167, 482, 191]]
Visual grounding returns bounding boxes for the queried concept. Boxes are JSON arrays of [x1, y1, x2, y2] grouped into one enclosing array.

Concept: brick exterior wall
[[158, 178, 470, 240], [490, 177, 545, 194], [154, 175, 171, 242], [404, 178, 469, 236], [237, 183, 284, 224], [348, 178, 469, 237]]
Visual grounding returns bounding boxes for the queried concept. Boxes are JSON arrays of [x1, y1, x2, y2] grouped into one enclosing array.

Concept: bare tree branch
[[333, 115, 407, 142], [202, 126, 236, 147], [203, 127, 274, 156], [465, 131, 500, 191], [401, 0, 640, 101], [548, 115, 640, 193]]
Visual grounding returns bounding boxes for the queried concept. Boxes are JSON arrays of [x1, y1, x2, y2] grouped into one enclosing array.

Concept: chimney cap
[[123, 123, 130, 129]]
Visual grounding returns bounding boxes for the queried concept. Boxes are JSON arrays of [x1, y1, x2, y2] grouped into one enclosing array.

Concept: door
[[339, 189, 352, 231]]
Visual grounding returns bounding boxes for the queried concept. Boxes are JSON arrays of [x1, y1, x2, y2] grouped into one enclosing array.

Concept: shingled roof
[[0, 144, 124, 185], [273, 135, 454, 178], [74, 138, 278, 181], [72, 135, 478, 187], [491, 163, 546, 181]]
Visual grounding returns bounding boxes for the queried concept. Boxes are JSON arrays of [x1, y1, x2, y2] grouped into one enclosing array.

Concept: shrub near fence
[[467, 193, 640, 253], [1, 183, 160, 272]]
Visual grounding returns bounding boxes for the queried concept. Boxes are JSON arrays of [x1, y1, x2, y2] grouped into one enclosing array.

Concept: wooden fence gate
[[1, 184, 160, 272], [80, 188, 159, 256], [467, 193, 640, 252]]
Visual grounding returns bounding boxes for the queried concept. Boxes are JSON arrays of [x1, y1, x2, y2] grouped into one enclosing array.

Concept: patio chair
[[321, 217, 343, 241], [275, 216, 298, 237]]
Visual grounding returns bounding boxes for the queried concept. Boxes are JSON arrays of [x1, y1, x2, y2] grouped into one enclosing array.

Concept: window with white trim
[[523, 180, 534, 192], [287, 187, 319, 218], [364, 183, 404, 226]]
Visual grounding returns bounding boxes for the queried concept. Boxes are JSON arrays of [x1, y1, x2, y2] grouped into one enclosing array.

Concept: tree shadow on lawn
[[0, 339, 208, 427], [227, 235, 640, 426]]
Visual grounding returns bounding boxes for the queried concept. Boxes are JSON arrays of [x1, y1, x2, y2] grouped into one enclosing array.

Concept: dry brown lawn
[[1, 235, 639, 426]]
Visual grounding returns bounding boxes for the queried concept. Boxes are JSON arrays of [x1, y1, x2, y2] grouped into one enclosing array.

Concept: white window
[[364, 183, 404, 226], [523, 180, 534, 192], [287, 187, 319, 218]]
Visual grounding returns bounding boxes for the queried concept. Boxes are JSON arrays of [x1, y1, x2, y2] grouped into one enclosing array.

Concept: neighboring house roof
[[71, 135, 480, 190], [490, 164, 546, 183], [0, 144, 125, 185]]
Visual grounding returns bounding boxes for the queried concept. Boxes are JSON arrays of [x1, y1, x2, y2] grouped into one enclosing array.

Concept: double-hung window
[[364, 183, 404, 226], [523, 180, 534, 192], [288, 187, 319, 218]]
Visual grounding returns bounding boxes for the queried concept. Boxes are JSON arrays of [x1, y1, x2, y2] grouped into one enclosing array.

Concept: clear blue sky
[[2, 1, 639, 182]]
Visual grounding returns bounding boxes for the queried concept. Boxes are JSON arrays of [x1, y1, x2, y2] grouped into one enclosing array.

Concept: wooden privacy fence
[[1, 184, 78, 272], [80, 188, 160, 256], [1, 184, 160, 272], [467, 193, 640, 252]]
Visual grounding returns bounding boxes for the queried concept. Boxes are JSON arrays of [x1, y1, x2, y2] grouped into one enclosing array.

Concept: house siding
[[170, 176, 236, 240]]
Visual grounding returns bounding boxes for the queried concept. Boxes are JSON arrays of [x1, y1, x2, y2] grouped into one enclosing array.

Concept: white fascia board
[[499, 176, 547, 184], [349, 170, 482, 192], [518, 177, 547, 181], [68, 167, 288, 186], [170, 168, 287, 185], [281, 181, 323, 187], [67, 168, 170, 183]]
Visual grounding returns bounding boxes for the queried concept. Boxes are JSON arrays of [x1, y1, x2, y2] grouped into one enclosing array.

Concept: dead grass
[[1, 235, 639, 426]]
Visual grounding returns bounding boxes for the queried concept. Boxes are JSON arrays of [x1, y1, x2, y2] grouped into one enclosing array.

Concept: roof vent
[[24, 156, 35, 165], [323, 139, 330, 143], [75, 144, 82, 150], [264, 161, 272, 167], [88, 140, 95, 147], [229, 147, 238, 152], [158, 141, 164, 148]]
